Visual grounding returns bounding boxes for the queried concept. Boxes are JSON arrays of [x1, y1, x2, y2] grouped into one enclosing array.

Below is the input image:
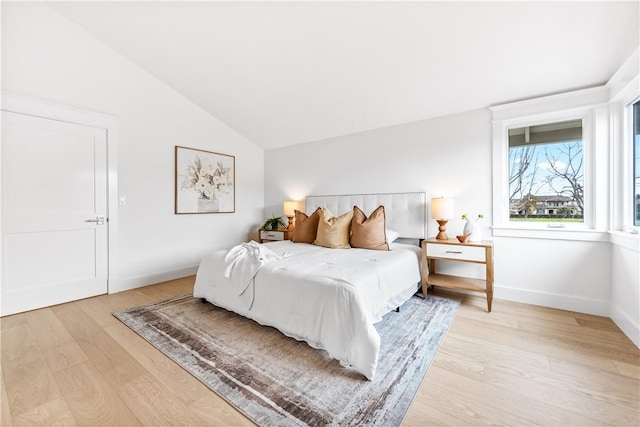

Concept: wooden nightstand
[[421, 238, 494, 312], [259, 229, 293, 243]]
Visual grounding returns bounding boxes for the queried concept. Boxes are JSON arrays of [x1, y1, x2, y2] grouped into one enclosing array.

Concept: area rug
[[113, 293, 460, 426]]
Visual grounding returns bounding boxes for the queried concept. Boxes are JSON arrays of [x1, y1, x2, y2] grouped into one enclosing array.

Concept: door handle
[[85, 216, 105, 225]]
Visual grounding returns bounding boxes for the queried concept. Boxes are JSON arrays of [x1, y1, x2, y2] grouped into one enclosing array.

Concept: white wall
[[607, 49, 640, 346], [610, 238, 640, 346], [264, 108, 493, 233], [264, 109, 616, 316], [2, 3, 265, 291]]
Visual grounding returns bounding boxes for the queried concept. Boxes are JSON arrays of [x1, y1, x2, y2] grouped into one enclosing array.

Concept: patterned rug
[[113, 293, 460, 426]]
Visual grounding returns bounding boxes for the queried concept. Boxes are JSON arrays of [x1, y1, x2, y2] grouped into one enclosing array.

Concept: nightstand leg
[[486, 246, 494, 312], [420, 242, 429, 298]]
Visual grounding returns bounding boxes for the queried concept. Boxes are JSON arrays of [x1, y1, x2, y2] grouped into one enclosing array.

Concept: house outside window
[[508, 119, 584, 223]]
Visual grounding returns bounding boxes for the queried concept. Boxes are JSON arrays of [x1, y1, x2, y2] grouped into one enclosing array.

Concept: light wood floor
[[1, 277, 639, 426]]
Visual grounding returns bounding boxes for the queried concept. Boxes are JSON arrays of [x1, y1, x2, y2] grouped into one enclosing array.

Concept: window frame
[[627, 96, 640, 231], [490, 87, 610, 241]]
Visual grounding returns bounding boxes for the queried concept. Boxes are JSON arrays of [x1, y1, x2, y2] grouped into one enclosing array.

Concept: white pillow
[[386, 229, 400, 243]]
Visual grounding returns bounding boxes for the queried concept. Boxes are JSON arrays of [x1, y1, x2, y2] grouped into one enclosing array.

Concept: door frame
[[1, 92, 119, 298]]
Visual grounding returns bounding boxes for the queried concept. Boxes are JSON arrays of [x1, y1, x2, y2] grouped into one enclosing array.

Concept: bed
[[193, 192, 427, 379]]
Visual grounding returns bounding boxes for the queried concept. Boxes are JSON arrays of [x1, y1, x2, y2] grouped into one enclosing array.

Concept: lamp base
[[435, 219, 449, 240], [287, 216, 294, 230]]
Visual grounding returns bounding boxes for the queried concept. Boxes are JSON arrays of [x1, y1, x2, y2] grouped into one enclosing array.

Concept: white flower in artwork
[[181, 156, 231, 200]]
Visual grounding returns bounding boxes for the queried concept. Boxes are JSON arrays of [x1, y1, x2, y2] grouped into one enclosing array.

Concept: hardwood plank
[[54, 361, 140, 426], [134, 283, 178, 301], [548, 358, 640, 409], [443, 331, 551, 370], [517, 317, 639, 355], [1, 325, 63, 417], [402, 396, 471, 426], [0, 311, 29, 331], [482, 365, 639, 425], [575, 315, 623, 330], [52, 303, 147, 388], [454, 306, 521, 329], [10, 398, 76, 427], [75, 295, 121, 329], [425, 365, 604, 426], [475, 297, 585, 326], [25, 307, 75, 349], [431, 348, 486, 382], [134, 278, 193, 301], [612, 359, 640, 380], [1, 368, 13, 427], [448, 316, 624, 375], [414, 366, 539, 426], [1, 324, 37, 359], [39, 340, 89, 373], [98, 290, 153, 312], [104, 320, 211, 406], [117, 373, 206, 426], [188, 393, 255, 426], [432, 331, 551, 382]]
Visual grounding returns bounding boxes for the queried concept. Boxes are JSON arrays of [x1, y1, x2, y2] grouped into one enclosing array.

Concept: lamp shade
[[431, 197, 455, 219], [283, 201, 298, 217]]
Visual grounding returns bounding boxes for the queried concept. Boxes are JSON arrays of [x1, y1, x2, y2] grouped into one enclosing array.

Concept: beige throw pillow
[[350, 205, 389, 251], [292, 208, 321, 243], [313, 208, 353, 249]]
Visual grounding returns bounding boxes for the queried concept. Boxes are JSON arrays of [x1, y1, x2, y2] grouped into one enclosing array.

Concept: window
[[634, 100, 640, 226], [491, 87, 609, 238], [508, 119, 584, 224]]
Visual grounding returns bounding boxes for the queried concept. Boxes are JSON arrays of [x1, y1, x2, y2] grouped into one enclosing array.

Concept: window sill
[[492, 226, 609, 242], [608, 231, 640, 252]]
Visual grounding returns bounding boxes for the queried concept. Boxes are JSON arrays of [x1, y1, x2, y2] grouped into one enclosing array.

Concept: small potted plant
[[261, 214, 286, 231]]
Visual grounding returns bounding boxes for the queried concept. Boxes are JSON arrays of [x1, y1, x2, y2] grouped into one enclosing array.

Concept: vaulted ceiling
[[49, 1, 639, 150]]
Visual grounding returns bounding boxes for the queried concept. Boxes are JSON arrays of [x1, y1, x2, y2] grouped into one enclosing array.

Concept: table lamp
[[283, 201, 298, 229], [431, 197, 455, 240]]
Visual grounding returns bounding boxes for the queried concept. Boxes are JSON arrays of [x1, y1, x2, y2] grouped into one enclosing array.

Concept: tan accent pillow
[[350, 205, 389, 251], [313, 208, 353, 249], [292, 208, 321, 243]]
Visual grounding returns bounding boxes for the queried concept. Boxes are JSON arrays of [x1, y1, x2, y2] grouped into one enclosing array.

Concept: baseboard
[[109, 265, 199, 293], [494, 285, 610, 317], [609, 303, 640, 348]]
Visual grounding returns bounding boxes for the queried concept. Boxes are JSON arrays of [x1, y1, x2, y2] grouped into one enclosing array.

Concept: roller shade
[[509, 119, 582, 147]]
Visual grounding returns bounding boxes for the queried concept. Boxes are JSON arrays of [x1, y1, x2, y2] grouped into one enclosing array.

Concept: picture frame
[[175, 146, 235, 214]]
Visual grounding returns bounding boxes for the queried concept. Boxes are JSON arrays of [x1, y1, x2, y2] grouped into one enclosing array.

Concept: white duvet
[[193, 240, 421, 380]]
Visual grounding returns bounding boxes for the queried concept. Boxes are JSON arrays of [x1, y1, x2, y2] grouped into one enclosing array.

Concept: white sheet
[[193, 240, 421, 380]]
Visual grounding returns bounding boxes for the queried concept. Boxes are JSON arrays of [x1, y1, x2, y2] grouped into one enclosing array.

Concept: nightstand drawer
[[260, 230, 285, 241], [426, 243, 485, 262]]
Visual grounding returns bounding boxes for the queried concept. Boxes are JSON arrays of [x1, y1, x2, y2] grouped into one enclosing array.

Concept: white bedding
[[193, 240, 421, 380]]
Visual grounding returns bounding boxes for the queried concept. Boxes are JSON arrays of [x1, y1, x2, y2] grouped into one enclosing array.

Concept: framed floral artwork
[[175, 146, 235, 214]]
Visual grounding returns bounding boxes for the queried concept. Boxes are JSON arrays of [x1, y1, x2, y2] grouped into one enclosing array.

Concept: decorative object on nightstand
[[462, 213, 484, 242], [456, 234, 470, 243], [421, 238, 494, 312], [431, 197, 455, 240], [283, 201, 298, 230]]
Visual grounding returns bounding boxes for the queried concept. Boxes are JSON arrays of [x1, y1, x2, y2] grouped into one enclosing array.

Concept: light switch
[[119, 196, 127, 206]]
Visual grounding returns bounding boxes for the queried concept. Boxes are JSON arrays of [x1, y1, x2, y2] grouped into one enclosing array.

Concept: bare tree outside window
[[508, 120, 584, 223]]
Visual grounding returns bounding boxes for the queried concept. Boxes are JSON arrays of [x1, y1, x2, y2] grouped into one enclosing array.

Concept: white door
[[1, 111, 108, 316]]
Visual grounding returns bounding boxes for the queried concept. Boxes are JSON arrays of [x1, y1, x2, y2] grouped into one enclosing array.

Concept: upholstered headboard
[[305, 192, 427, 239]]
